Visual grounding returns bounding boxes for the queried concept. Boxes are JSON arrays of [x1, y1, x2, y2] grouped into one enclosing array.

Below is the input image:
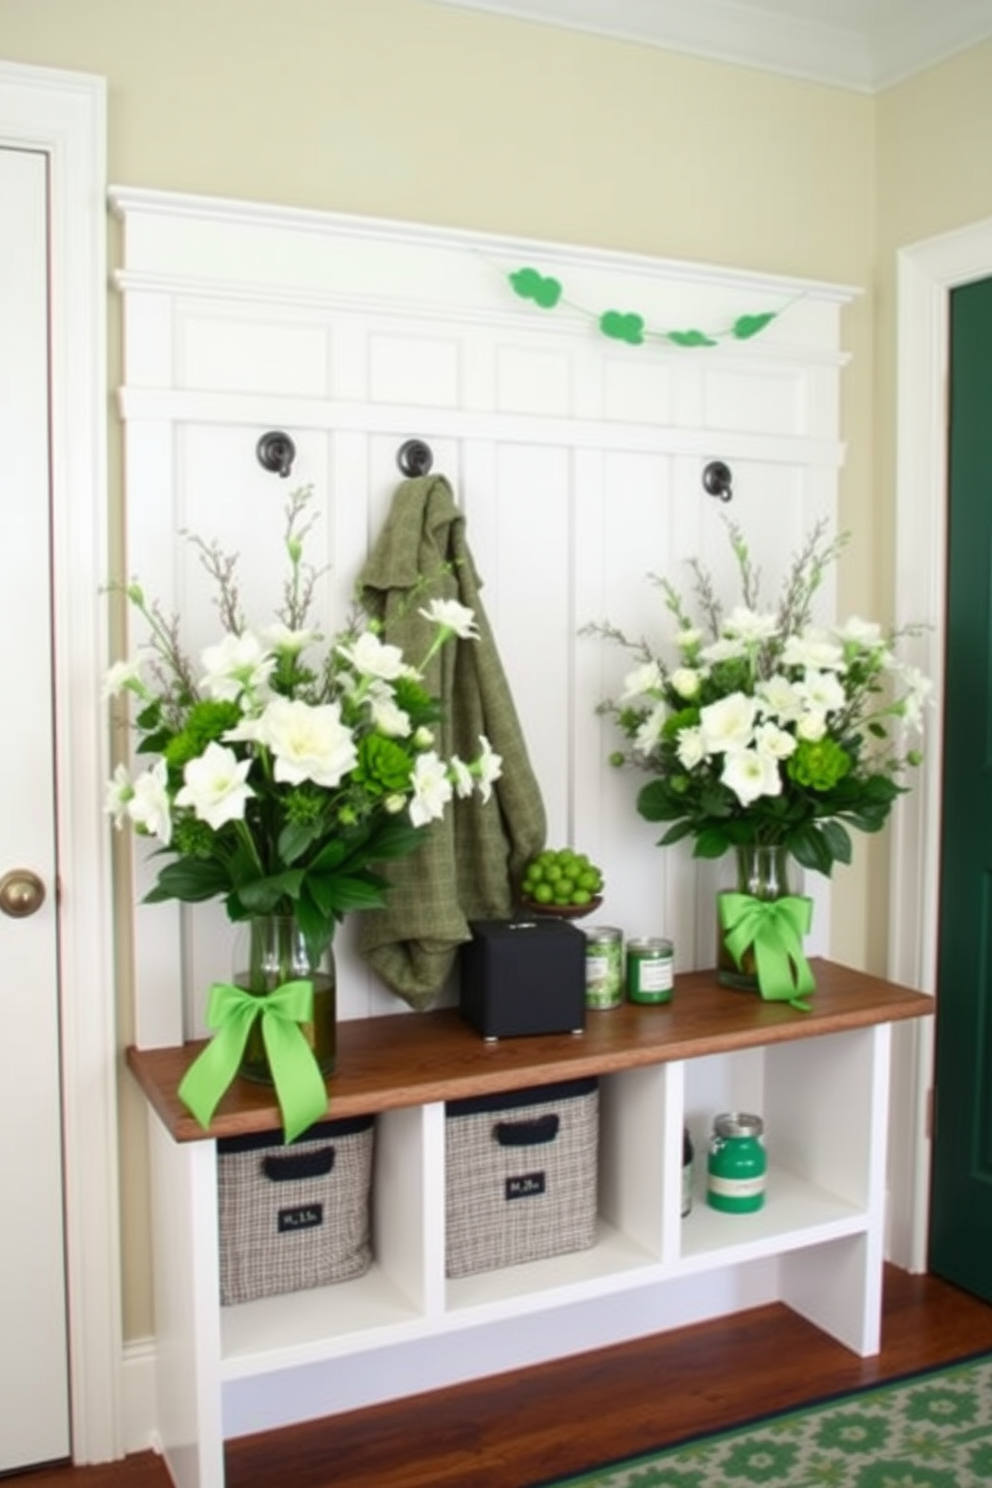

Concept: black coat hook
[[702, 460, 733, 502], [256, 431, 297, 478], [397, 438, 434, 477]]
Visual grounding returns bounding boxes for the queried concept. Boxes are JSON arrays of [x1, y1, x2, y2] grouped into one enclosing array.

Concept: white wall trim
[[887, 213, 992, 1271], [0, 61, 122, 1462]]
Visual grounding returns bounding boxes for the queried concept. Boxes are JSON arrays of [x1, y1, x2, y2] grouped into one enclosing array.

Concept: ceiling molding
[[427, 0, 992, 92]]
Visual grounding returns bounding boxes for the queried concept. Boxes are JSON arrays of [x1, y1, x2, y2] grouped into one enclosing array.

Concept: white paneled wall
[[112, 188, 853, 1048]]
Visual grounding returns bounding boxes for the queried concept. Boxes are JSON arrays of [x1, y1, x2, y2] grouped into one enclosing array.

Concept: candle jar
[[706, 1112, 767, 1213]]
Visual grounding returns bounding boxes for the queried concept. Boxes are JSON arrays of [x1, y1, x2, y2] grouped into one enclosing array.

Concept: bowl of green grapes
[[518, 847, 604, 920]]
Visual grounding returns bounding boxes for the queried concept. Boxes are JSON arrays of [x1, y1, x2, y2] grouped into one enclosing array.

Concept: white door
[[0, 144, 71, 1471]]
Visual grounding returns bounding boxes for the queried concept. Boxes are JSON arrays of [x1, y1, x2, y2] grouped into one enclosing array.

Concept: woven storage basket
[[217, 1115, 374, 1306], [445, 1077, 598, 1278]]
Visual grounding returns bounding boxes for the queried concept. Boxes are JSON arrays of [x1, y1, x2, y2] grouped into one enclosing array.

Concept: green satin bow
[[178, 979, 328, 1143], [719, 892, 816, 1011]]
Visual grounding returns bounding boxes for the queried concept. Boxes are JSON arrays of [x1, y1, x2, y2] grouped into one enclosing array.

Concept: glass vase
[[717, 844, 793, 991], [234, 914, 337, 1083]]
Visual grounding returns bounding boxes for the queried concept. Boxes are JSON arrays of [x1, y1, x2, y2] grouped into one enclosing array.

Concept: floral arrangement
[[105, 486, 502, 963], [588, 518, 931, 877]]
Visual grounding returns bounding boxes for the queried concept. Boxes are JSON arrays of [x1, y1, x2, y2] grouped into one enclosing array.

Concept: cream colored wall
[[0, 0, 880, 1342]]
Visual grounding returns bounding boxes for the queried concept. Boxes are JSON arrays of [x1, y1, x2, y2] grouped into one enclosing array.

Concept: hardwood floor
[[11, 1266, 992, 1488]]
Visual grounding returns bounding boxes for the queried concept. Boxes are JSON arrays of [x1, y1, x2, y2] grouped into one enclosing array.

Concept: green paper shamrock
[[733, 312, 777, 340], [599, 310, 645, 345], [667, 329, 719, 348], [508, 267, 562, 309]]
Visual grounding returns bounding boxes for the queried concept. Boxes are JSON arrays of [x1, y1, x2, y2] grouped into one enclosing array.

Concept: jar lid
[[714, 1111, 764, 1138]]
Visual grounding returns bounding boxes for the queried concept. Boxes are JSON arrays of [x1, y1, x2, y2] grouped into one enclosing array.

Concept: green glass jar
[[706, 1112, 767, 1213]]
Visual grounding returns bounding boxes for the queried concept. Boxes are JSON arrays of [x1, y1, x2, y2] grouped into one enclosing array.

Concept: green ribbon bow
[[178, 979, 328, 1143], [719, 893, 816, 1011]]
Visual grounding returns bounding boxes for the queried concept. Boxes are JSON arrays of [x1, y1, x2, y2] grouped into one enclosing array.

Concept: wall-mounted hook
[[256, 430, 297, 478], [702, 460, 733, 502], [397, 438, 434, 478]]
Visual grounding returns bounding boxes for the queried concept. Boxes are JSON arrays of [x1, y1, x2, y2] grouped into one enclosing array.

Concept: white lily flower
[[449, 756, 475, 799], [834, 615, 884, 650], [795, 668, 846, 715], [755, 721, 797, 760], [102, 657, 147, 702], [368, 691, 412, 738], [200, 631, 275, 701], [723, 606, 778, 645], [258, 697, 359, 788], [634, 703, 667, 756], [262, 621, 319, 655], [699, 636, 749, 665], [676, 725, 706, 770], [337, 631, 413, 682], [782, 629, 844, 672], [105, 762, 134, 828], [620, 661, 663, 701], [796, 710, 828, 742], [699, 692, 757, 754], [409, 750, 453, 826], [175, 742, 255, 830], [418, 598, 479, 641], [756, 674, 802, 723], [722, 746, 782, 807], [127, 759, 173, 846], [898, 665, 934, 730], [475, 736, 503, 804]]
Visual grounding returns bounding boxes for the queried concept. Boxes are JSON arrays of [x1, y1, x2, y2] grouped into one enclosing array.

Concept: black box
[[459, 917, 586, 1039]]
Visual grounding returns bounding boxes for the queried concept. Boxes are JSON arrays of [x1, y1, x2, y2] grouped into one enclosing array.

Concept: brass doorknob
[[0, 869, 46, 918]]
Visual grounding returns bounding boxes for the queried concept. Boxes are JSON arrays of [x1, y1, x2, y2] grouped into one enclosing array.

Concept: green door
[[929, 274, 992, 1302]]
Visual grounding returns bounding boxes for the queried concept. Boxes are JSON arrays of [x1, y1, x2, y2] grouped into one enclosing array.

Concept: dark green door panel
[[929, 274, 992, 1302]]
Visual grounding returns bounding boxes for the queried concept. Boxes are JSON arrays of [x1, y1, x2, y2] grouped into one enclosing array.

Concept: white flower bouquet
[[105, 485, 501, 963], [589, 518, 931, 877]]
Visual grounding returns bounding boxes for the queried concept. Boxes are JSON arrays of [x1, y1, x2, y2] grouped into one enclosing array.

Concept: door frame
[[888, 214, 992, 1271], [0, 61, 121, 1461]]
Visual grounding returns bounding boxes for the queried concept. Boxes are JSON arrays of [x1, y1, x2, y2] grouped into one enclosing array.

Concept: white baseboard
[[121, 1336, 159, 1456]]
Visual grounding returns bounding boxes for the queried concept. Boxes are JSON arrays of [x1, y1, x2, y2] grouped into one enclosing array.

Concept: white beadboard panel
[[177, 313, 332, 399], [703, 364, 806, 437], [602, 353, 676, 428], [115, 188, 853, 1045], [494, 342, 575, 418], [367, 331, 462, 408]]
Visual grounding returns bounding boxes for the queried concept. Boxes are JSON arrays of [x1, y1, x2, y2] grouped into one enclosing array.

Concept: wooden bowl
[[518, 894, 603, 921]]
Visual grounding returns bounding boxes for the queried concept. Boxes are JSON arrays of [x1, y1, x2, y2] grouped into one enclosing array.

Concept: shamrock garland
[[508, 266, 783, 349]]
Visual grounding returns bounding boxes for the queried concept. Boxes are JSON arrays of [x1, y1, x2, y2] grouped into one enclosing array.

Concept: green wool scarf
[[356, 476, 547, 1010]]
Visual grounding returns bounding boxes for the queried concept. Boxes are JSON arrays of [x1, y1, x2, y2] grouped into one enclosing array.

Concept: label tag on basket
[[277, 1203, 324, 1233], [506, 1172, 545, 1200]]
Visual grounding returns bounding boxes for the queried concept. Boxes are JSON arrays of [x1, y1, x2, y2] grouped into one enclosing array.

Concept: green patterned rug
[[541, 1353, 992, 1488]]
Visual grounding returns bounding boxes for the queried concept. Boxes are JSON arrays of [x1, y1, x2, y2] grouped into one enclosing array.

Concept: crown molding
[[427, 0, 992, 92]]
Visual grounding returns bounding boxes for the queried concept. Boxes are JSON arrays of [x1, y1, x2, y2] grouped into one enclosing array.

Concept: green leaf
[[144, 857, 232, 904], [821, 819, 853, 866], [732, 312, 776, 340], [278, 819, 323, 866], [694, 827, 732, 859], [237, 870, 305, 913]]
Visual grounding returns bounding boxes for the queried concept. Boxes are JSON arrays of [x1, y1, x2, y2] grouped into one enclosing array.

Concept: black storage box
[[460, 916, 586, 1039], [446, 1077, 599, 1276], [217, 1115, 375, 1306]]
